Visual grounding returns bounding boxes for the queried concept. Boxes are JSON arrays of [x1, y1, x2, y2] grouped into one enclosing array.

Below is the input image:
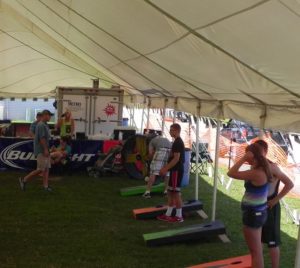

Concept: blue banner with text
[[0, 138, 103, 171]]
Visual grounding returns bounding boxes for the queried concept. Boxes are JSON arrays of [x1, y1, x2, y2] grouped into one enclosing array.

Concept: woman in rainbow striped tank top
[[228, 143, 273, 268]]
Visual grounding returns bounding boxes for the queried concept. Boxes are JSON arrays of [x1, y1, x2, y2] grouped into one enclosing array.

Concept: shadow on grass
[[0, 170, 298, 268]]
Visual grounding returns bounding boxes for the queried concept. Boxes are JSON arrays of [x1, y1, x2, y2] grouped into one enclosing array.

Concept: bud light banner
[[0, 138, 103, 171], [0, 139, 36, 170]]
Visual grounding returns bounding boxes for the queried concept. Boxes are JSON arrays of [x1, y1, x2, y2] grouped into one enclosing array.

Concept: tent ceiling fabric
[[1, 0, 300, 131]]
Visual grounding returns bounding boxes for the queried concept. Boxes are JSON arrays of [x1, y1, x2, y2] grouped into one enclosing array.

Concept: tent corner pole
[[295, 226, 300, 267], [195, 116, 200, 200], [212, 119, 221, 221]]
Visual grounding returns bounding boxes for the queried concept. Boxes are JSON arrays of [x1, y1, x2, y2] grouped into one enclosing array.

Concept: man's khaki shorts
[[37, 154, 51, 171]]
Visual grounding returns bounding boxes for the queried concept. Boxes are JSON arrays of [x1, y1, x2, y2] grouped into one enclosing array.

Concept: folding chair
[[190, 143, 213, 175]]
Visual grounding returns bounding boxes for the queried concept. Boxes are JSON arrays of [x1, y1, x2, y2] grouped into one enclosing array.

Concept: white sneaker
[[142, 192, 151, 199], [44, 186, 53, 192], [19, 177, 25, 191]]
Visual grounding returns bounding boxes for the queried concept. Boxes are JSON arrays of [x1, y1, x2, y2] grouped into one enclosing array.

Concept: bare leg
[[168, 192, 175, 207], [54, 159, 63, 164], [42, 168, 49, 188], [243, 225, 264, 268], [146, 174, 156, 192], [269, 246, 280, 268], [50, 151, 64, 164], [164, 176, 169, 193], [174, 192, 183, 209], [157, 191, 174, 219], [24, 169, 42, 182]]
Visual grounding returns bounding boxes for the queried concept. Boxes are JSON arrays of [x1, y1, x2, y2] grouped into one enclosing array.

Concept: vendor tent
[[1, 1, 300, 266], [1, 0, 300, 132]]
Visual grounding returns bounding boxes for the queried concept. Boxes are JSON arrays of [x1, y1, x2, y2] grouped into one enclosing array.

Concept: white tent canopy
[[1, 1, 300, 266], [1, 0, 300, 132]]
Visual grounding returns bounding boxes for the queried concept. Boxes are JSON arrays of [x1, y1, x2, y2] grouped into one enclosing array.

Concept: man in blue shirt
[[29, 112, 42, 137], [19, 109, 54, 191]]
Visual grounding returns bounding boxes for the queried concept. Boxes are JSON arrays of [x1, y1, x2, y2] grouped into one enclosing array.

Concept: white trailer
[[56, 86, 124, 137]]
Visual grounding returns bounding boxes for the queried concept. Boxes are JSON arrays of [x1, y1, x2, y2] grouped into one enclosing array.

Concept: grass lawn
[[0, 169, 299, 268]]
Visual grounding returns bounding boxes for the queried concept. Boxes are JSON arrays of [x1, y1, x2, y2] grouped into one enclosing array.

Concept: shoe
[[157, 214, 173, 222], [169, 216, 184, 223], [142, 192, 151, 199], [19, 177, 25, 191], [44, 186, 53, 192], [163, 190, 168, 196]]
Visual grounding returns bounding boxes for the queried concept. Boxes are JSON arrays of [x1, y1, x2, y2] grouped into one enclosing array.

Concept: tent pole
[[162, 99, 167, 136], [140, 107, 145, 134], [212, 119, 221, 221], [295, 226, 300, 268], [195, 116, 200, 200], [132, 106, 135, 129], [146, 105, 150, 131], [161, 108, 166, 136], [140, 97, 147, 134], [128, 106, 132, 126], [173, 98, 177, 124], [173, 109, 176, 123]]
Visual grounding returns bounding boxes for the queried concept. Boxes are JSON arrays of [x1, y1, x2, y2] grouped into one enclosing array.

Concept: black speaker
[[76, 132, 86, 140], [113, 129, 136, 140]]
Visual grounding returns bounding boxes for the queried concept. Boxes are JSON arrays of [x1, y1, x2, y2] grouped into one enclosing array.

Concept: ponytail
[[246, 143, 273, 182], [257, 154, 273, 182]]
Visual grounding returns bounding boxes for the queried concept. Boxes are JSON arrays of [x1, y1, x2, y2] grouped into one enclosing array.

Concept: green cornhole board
[[143, 220, 228, 246], [120, 182, 164, 197]]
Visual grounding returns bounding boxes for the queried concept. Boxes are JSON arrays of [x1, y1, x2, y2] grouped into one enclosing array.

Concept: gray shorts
[[150, 148, 170, 175], [37, 154, 51, 171]]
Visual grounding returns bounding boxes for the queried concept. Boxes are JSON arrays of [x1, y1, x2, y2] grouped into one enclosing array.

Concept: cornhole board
[[187, 254, 251, 268], [143, 220, 229, 246], [120, 182, 164, 197], [133, 200, 208, 220]]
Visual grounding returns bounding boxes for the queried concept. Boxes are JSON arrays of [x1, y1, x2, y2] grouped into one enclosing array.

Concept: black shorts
[[168, 169, 183, 192], [262, 203, 281, 247], [242, 208, 267, 229]]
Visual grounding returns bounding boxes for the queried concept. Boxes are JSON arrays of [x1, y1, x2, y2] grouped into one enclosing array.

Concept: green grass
[[0, 170, 299, 268]]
